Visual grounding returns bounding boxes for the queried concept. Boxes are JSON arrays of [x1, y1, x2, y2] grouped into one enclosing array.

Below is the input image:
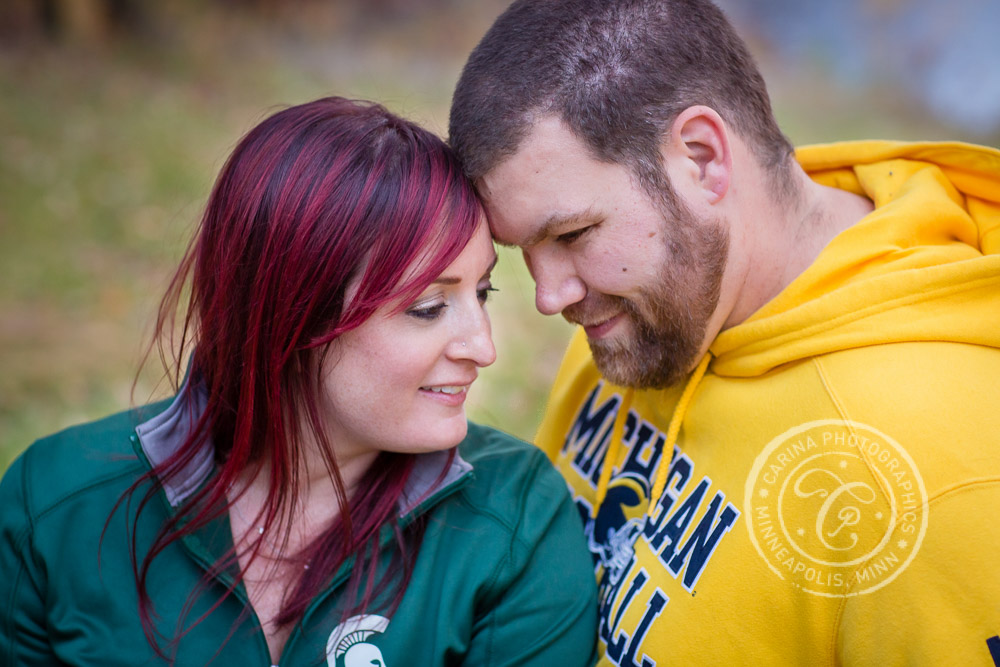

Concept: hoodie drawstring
[[591, 386, 634, 519], [590, 353, 712, 520], [648, 353, 711, 515]]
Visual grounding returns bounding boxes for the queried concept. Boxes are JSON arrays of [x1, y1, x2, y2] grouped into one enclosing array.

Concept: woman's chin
[[415, 416, 469, 453]]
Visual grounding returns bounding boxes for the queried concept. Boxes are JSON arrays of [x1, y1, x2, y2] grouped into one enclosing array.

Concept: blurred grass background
[[1, 0, 997, 473]]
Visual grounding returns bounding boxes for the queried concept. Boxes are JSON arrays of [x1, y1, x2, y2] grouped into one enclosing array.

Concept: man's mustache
[[562, 293, 630, 327]]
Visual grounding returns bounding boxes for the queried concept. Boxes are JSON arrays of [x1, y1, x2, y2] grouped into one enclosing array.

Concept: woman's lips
[[419, 384, 470, 407]]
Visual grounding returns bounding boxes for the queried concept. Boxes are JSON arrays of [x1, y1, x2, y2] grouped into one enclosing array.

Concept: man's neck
[[722, 160, 874, 329]]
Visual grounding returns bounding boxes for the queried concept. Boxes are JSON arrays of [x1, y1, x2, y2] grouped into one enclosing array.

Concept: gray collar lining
[[135, 381, 471, 512]]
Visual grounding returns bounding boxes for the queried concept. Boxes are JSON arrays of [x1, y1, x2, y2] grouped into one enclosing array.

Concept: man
[[449, 0, 1000, 664]]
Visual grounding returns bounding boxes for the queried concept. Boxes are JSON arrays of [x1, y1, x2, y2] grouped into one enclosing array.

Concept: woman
[[0, 97, 597, 666]]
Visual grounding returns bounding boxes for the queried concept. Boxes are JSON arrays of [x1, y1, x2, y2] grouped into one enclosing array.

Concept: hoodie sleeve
[[836, 478, 1000, 665], [0, 451, 58, 666], [462, 451, 598, 667]]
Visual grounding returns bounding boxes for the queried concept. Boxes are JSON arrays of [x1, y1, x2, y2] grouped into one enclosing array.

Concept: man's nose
[[523, 248, 586, 316]]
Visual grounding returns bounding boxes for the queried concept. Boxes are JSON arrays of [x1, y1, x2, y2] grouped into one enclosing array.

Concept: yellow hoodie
[[536, 141, 1000, 666]]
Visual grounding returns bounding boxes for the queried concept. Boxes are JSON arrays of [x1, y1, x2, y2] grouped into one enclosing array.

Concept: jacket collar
[[134, 379, 213, 507], [134, 377, 472, 514]]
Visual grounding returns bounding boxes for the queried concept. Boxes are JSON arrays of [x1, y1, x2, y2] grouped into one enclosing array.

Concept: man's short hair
[[449, 0, 794, 197]]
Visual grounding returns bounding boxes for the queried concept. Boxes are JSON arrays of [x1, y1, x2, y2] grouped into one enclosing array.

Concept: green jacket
[[0, 386, 598, 666]]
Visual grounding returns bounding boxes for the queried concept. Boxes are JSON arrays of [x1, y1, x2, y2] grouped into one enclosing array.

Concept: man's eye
[[407, 303, 446, 320], [555, 226, 589, 244]]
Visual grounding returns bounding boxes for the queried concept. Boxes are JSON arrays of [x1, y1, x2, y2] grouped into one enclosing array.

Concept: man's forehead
[[478, 182, 562, 248], [477, 169, 538, 248], [494, 115, 579, 169], [478, 117, 596, 246]]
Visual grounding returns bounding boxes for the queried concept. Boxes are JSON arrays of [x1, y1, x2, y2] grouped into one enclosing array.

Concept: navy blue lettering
[[987, 635, 1000, 666], [603, 570, 648, 662], [583, 425, 616, 487], [622, 411, 638, 443], [651, 478, 709, 557], [620, 589, 668, 667], [563, 384, 620, 483], [643, 455, 693, 547], [621, 424, 663, 482], [668, 492, 741, 590]]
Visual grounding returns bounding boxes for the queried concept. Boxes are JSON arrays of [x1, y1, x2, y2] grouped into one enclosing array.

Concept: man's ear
[[661, 105, 731, 204]]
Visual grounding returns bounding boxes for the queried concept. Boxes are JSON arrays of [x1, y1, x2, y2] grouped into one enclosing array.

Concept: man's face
[[480, 117, 728, 389]]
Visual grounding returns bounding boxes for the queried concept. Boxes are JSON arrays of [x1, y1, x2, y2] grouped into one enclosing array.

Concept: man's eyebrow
[[431, 254, 499, 285], [512, 210, 598, 248]]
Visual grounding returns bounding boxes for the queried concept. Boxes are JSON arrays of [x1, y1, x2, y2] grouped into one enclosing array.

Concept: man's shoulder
[[819, 340, 1000, 407]]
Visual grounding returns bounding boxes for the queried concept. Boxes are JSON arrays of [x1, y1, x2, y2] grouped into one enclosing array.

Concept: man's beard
[[565, 203, 728, 389]]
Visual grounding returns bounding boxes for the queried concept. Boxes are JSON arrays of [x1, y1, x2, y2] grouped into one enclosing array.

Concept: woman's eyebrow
[[432, 254, 499, 285]]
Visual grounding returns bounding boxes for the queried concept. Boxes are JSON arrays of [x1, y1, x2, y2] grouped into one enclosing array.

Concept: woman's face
[[320, 221, 498, 464]]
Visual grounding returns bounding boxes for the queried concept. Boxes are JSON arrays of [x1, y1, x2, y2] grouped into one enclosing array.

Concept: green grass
[[1, 2, 991, 473]]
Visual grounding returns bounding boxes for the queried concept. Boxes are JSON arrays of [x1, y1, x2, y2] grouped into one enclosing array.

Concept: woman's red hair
[[123, 96, 483, 655]]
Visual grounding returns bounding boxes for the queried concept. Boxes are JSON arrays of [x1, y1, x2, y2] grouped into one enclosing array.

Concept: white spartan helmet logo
[[326, 614, 390, 667]]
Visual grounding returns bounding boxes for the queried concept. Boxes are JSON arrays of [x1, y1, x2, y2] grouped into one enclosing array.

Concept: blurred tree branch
[[1, 0, 147, 44]]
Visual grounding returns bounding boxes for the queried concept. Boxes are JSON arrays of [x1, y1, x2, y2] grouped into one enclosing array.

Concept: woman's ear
[[661, 105, 732, 204]]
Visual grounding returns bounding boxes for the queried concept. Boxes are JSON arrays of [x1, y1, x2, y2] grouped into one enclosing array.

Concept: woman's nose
[[452, 308, 496, 367]]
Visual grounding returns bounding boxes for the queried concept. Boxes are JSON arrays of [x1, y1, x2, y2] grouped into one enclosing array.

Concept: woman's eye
[[478, 285, 499, 304], [407, 303, 446, 320]]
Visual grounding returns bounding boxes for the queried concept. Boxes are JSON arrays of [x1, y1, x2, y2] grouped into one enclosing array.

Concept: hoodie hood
[[710, 140, 1000, 378]]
